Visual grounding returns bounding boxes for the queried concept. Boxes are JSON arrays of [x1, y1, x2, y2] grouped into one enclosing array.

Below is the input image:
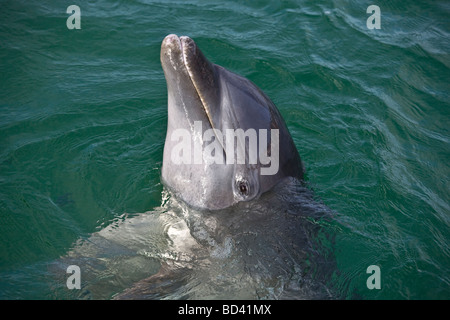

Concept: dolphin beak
[[160, 34, 185, 75], [161, 34, 219, 131]]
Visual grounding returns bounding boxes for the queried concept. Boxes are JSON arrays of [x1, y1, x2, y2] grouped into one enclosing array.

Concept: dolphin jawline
[[169, 35, 218, 134]]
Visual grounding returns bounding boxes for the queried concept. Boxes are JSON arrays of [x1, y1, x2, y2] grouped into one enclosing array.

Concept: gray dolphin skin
[[160, 34, 303, 209]]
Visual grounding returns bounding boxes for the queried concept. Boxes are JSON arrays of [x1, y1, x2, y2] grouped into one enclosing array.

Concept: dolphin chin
[[160, 34, 303, 210]]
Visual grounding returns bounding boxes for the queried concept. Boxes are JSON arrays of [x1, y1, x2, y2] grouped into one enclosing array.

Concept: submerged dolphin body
[[160, 34, 303, 210], [57, 183, 336, 300]]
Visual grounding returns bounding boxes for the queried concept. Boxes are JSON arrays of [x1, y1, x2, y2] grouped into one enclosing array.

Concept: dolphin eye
[[239, 181, 248, 195], [235, 179, 250, 199], [233, 171, 259, 202]]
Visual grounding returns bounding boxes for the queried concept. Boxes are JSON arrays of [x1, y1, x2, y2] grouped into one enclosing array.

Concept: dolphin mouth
[[161, 34, 218, 131]]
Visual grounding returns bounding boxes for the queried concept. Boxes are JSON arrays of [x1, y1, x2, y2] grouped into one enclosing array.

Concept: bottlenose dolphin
[[48, 35, 337, 300], [160, 34, 303, 209]]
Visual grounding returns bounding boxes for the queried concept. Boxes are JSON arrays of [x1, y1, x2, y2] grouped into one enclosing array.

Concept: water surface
[[0, 0, 449, 299]]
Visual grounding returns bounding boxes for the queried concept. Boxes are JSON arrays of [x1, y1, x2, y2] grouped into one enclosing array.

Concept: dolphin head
[[160, 34, 303, 210]]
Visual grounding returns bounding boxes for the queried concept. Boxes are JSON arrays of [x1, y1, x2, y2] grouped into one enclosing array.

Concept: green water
[[1, 0, 449, 299]]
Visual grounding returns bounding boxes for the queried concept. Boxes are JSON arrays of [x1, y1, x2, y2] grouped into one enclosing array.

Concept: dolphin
[[40, 36, 336, 300], [111, 36, 336, 299], [160, 34, 303, 210]]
